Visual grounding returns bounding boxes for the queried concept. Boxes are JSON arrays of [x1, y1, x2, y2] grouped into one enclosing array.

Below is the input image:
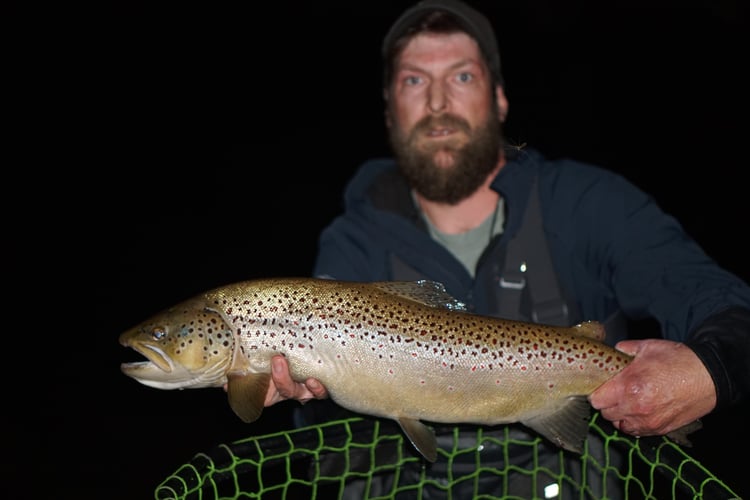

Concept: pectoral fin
[[226, 372, 271, 423], [397, 417, 438, 462], [521, 395, 593, 454]]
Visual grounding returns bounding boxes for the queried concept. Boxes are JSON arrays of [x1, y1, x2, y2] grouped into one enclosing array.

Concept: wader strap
[[498, 176, 570, 326]]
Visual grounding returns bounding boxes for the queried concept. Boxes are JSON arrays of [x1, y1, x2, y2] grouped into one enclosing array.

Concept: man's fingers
[[269, 355, 328, 402], [271, 355, 294, 397], [306, 378, 328, 399]]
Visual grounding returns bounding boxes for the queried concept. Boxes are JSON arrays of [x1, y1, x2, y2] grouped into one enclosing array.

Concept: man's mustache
[[413, 114, 471, 135]]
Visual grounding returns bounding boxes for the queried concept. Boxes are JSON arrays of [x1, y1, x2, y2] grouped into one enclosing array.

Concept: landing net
[[155, 414, 740, 499]]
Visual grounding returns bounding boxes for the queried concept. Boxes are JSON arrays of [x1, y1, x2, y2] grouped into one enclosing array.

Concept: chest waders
[[496, 176, 574, 327], [373, 175, 626, 499]]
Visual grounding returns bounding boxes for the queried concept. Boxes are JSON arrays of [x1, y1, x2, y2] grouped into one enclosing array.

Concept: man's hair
[[381, 0, 503, 89]]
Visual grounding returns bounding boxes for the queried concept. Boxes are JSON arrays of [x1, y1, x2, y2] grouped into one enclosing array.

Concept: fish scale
[[120, 277, 698, 462]]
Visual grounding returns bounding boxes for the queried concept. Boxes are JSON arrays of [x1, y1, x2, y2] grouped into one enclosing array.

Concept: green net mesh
[[155, 414, 740, 500]]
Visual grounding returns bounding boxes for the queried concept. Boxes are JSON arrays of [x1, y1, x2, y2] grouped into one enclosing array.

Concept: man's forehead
[[396, 32, 485, 73]]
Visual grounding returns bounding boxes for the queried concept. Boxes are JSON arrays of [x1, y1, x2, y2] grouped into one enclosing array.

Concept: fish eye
[[152, 327, 167, 340]]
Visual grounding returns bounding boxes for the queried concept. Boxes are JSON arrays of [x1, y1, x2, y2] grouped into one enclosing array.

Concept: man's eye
[[456, 72, 473, 83], [404, 75, 422, 86]]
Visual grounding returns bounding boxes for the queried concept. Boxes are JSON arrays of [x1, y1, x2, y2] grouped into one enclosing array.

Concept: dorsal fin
[[371, 280, 467, 312]]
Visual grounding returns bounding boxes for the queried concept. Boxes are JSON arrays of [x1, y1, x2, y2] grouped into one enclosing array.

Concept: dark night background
[[18, 1, 749, 498]]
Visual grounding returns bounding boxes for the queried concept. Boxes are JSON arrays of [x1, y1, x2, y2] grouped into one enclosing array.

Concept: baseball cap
[[382, 0, 503, 84]]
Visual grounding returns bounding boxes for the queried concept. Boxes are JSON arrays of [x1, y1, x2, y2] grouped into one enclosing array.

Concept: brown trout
[[120, 277, 697, 462]]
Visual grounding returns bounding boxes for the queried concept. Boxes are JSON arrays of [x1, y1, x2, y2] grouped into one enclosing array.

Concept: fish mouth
[[121, 341, 174, 373], [120, 341, 195, 389]]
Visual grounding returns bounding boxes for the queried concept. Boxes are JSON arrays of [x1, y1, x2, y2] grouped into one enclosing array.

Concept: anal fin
[[521, 395, 593, 454], [665, 419, 703, 447], [226, 372, 271, 423], [397, 417, 438, 462]]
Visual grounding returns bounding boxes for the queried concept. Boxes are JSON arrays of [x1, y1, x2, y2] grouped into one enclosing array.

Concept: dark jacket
[[313, 147, 750, 410]]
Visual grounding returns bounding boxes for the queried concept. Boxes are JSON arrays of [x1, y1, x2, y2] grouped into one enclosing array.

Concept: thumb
[[589, 377, 618, 409], [614, 339, 645, 356]]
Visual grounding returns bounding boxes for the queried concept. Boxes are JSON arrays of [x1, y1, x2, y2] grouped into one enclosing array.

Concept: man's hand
[[589, 339, 716, 437], [264, 355, 328, 406]]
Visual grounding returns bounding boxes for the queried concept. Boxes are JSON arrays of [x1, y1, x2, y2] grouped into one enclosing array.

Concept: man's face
[[386, 32, 503, 204]]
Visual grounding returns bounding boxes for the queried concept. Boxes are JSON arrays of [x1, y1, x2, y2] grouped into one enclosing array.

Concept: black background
[[20, 1, 749, 498]]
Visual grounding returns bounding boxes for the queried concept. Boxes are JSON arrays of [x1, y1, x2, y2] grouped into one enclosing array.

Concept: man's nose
[[427, 81, 447, 113]]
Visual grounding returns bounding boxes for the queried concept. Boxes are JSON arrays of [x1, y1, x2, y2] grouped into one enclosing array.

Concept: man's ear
[[383, 88, 392, 128], [495, 85, 509, 123]]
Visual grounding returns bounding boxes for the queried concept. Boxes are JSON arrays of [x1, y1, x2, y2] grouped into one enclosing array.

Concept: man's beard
[[388, 109, 503, 205]]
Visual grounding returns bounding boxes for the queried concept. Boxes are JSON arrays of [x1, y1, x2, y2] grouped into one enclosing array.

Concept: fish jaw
[[120, 341, 214, 390], [119, 298, 237, 390], [120, 360, 204, 390]]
